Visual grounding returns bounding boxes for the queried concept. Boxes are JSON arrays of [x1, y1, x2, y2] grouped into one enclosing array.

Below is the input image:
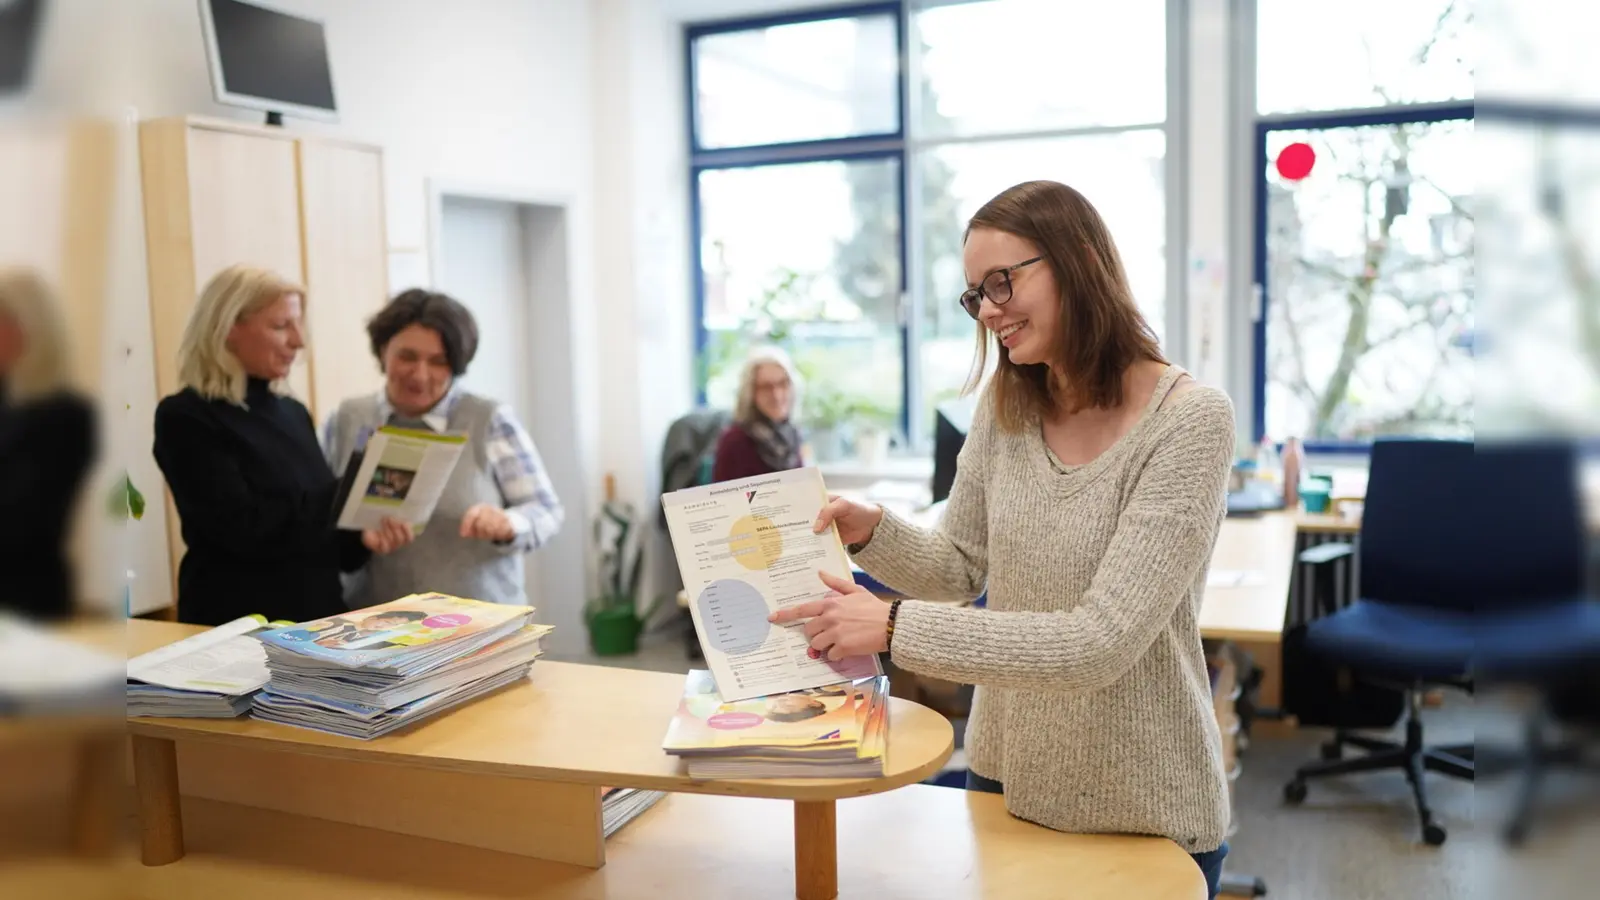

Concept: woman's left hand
[[460, 503, 516, 542], [361, 516, 415, 555], [769, 570, 890, 660]]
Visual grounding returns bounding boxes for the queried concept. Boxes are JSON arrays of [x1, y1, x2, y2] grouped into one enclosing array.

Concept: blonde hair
[[0, 267, 75, 402], [734, 345, 801, 425], [177, 265, 304, 405]]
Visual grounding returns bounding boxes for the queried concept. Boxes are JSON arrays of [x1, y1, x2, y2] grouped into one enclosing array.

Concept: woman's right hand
[[813, 494, 884, 548], [361, 516, 415, 555]]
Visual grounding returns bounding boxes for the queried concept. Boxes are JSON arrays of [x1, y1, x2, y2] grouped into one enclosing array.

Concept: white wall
[[1185, 0, 1235, 397], [592, 0, 696, 624], [15, 0, 605, 618]]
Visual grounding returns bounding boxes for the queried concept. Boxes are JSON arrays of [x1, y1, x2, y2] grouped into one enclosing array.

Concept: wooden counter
[[123, 620, 1208, 898], [125, 785, 1205, 899]]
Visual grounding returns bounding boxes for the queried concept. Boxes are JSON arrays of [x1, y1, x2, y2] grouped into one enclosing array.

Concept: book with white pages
[[602, 787, 665, 838], [127, 614, 286, 717], [250, 662, 533, 739], [265, 623, 550, 711]]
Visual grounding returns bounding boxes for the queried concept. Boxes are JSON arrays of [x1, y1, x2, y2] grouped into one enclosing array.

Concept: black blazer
[[153, 379, 368, 626], [0, 388, 96, 620]]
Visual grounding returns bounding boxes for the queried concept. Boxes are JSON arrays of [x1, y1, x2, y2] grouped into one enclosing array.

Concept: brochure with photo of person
[[333, 425, 467, 534]]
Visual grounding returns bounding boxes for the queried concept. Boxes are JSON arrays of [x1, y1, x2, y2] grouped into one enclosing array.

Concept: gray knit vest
[[326, 392, 526, 608]]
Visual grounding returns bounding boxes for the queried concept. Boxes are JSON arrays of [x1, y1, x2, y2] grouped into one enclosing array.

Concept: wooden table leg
[[71, 735, 120, 856], [793, 799, 837, 900], [131, 735, 184, 865]]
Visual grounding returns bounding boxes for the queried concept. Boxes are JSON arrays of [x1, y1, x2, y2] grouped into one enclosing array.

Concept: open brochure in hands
[[334, 425, 467, 533], [661, 467, 882, 703]]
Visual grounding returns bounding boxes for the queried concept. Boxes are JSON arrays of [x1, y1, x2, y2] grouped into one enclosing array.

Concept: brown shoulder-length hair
[[962, 180, 1165, 432]]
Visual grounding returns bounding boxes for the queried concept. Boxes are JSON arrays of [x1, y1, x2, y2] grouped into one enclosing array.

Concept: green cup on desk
[[1299, 475, 1333, 514]]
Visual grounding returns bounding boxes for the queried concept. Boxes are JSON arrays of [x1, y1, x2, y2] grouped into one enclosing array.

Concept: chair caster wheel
[[1283, 780, 1307, 804], [1423, 823, 1447, 846], [1319, 740, 1342, 760]]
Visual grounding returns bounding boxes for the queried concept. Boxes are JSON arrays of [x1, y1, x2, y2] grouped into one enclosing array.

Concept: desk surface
[[128, 785, 1206, 899], [1196, 513, 1299, 644], [126, 621, 954, 803]]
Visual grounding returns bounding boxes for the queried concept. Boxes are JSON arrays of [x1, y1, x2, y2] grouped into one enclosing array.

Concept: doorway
[[433, 192, 587, 657]]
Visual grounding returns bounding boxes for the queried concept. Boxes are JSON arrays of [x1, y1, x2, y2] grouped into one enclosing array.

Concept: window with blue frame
[[688, 0, 1172, 458], [1252, 0, 1474, 447]]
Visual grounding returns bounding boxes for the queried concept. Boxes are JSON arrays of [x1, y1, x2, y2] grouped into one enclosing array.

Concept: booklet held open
[[332, 426, 467, 533]]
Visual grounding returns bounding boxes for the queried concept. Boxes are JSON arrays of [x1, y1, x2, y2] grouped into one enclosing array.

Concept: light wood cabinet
[[298, 138, 389, 414], [138, 115, 390, 606]]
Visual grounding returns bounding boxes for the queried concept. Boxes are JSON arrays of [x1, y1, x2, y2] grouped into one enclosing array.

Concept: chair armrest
[[1298, 541, 1355, 620], [1299, 543, 1354, 566]]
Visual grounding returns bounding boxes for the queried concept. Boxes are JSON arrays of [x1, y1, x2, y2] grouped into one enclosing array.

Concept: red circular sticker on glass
[[1276, 142, 1316, 181]]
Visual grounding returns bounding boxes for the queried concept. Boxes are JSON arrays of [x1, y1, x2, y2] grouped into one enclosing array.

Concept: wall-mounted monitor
[[0, 0, 44, 95], [198, 0, 337, 126]]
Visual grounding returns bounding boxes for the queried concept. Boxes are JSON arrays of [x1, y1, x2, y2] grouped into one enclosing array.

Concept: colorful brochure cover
[[662, 669, 869, 754], [254, 593, 533, 668]]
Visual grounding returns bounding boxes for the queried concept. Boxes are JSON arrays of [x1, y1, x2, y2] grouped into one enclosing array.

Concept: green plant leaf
[[107, 473, 146, 521], [127, 476, 146, 520]]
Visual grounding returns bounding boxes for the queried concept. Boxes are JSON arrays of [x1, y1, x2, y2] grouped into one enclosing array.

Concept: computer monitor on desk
[[932, 397, 975, 504]]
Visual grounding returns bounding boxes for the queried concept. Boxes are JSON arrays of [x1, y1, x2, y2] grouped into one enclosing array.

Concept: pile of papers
[[249, 593, 549, 740], [127, 615, 280, 717], [661, 670, 888, 779], [602, 787, 665, 838], [0, 613, 123, 718]]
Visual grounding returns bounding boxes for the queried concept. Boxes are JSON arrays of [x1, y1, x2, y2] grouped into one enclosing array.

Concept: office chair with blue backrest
[[1283, 438, 1479, 846], [1469, 439, 1600, 845]]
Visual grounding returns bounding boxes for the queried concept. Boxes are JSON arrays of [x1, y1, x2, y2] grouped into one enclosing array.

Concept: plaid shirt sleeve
[[486, 404, 564, 551], [321, 414, 339, 468]]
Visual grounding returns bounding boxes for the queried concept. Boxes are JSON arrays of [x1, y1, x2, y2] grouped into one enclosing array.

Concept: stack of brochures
[[127, 614, 283, 718], [602, 786, 665, 837], [661, 670, 889, 779], [248, 594, 549, 740]]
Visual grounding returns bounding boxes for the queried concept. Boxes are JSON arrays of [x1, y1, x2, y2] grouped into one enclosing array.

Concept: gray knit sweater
[[854, 365, 1234, 854]]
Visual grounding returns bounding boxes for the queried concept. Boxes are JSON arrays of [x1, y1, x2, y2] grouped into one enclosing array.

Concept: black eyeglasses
[[959, 256, 1043, 320]]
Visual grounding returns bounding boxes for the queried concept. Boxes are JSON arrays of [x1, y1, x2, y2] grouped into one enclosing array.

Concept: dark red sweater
[[712, 424, 786, 483]]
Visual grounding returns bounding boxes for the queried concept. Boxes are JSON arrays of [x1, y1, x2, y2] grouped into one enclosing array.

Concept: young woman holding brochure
[[769, 181, 1235, 898]]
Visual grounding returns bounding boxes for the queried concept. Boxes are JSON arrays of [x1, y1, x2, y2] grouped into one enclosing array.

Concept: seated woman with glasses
[[712, 346, 807, 483], [770, 181, 1238, 899], [323, 289, 564, 608]]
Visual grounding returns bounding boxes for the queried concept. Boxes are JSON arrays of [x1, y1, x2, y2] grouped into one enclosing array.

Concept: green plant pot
[[587, 605, 642, 656]]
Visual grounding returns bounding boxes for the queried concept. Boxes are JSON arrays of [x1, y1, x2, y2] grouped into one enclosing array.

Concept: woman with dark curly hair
[[323, 288, 564, 607]]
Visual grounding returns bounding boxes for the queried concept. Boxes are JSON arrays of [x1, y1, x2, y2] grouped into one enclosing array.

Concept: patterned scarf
[[745, 413, 803, 472]]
